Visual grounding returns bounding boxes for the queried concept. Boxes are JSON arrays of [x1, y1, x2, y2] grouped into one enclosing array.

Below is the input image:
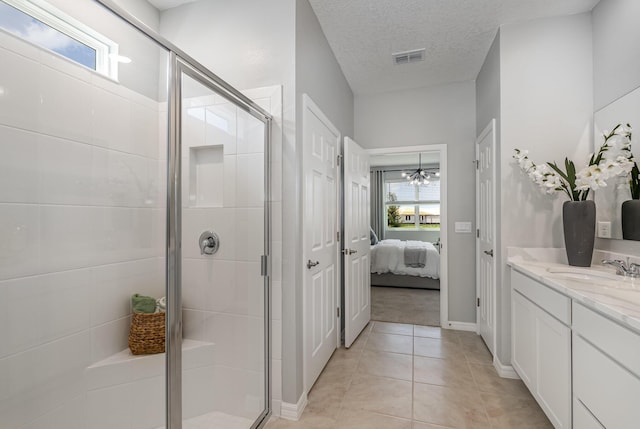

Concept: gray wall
[[292, 0, 354, 404], [497, 13, 593, 364], [592, 0, 640, 256], [475, 29, 502, 357], [355, 81, 477, 324]]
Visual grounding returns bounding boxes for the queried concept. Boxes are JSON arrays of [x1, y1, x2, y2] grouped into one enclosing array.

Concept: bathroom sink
[[546, 267, 640, 293], [546, 267, 621, 281]]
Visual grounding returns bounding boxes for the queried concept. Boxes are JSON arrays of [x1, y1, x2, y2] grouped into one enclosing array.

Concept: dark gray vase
[[622, 199, 640, 241], [563, 200, 595, 267]]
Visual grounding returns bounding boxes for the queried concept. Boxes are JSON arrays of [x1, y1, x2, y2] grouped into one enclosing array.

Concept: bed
[[370, 239, 440, 289]]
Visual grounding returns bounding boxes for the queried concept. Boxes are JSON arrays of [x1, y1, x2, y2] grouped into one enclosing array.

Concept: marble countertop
[[508, 248, 640, 334]]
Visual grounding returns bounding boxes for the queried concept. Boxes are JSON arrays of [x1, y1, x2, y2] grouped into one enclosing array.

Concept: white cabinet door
[[343, 137, 371, 348], [573, 304, 640, 429], [512, 290, 536, 387], [535, 303, 571, 429], [574, 399, 604, 429], [511, 271, 571, 429]]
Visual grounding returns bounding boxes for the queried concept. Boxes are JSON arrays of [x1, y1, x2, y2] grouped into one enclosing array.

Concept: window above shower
[[0, 0, 122, 79]]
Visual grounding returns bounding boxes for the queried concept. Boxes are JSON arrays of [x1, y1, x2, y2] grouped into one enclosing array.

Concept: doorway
[[367, 145, 448, 327]]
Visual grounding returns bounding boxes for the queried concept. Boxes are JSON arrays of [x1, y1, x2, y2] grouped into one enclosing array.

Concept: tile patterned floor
[[266, 322, 552, 429], [371, 287, 440, 326]]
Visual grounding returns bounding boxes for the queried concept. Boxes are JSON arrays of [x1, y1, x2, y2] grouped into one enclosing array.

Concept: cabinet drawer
[[573, 302, 640, 377], [511, 270, 571, 324], [573, 334, 640, 429], [573, 398, 604, 429]]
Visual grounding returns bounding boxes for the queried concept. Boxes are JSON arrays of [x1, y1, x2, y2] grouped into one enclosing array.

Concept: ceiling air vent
[[392, 49, 425, 65]]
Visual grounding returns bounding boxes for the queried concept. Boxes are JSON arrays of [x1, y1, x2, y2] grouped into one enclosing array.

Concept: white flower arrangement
[[513, 124, 635, 201]]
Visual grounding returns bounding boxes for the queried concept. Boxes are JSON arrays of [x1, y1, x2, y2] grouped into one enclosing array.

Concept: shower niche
[[189, 145, 224, 207], [181, 84, 240, 209]]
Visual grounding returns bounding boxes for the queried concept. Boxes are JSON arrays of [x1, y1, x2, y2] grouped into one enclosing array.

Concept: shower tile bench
[[85, 339, 216, 429]]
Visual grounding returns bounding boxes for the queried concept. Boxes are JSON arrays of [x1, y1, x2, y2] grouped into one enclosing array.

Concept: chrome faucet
[[601, 258, 640, 278]]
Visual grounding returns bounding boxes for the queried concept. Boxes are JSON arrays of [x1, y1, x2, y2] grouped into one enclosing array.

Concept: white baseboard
[[444, 321, 477, 332], [280, 392, 307, 421], [493, 357, 520, 379]]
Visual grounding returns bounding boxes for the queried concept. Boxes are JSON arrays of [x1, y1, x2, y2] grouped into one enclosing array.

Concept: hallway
[[266, 322, 551, 429]]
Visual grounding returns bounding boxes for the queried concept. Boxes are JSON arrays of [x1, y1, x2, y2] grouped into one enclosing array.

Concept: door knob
[[307, 260, 320, 269], [484, 249, 494, 257], [342, 249, 357, 255]]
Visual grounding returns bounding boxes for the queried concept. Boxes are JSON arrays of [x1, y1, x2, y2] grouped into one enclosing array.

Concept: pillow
[[370, 227, 379, 245]]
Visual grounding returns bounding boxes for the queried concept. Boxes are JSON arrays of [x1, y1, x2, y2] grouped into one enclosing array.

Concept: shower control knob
[[199, 231, 220, 255]]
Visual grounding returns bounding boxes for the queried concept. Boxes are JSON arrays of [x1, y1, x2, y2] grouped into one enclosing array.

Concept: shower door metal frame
[[94, 2, 273, 428]]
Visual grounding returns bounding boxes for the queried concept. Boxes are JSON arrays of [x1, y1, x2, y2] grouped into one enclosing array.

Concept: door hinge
[[477, 297, 480, 307], [476, 229, 480, 238], [475, 159, 479, 170], [337, 154, 343, 166], [337, 307, 341, 318], [337, 231, 340, 241]]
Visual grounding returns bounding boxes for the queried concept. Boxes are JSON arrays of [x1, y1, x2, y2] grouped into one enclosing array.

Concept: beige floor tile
[[481, 392, 554, 428], [413, 383, 491, 428], [265, 414, 336, 429], [412, 422, 455, 429], [366, 332, 413, 355], [468, 363, 531, 398], [413, 355, 476, 389], [322, 348, 361, 378], [413, 325, 458, 341], [414, 336, 464, 359], [357, 349, 413, 381], [336, 409, 412, 429], [457, 333, 493, 365], [372, 321, 414, 336], [342, 373, 413, 419], [306, 375, 350, 418], [347, 327, 370, 351]]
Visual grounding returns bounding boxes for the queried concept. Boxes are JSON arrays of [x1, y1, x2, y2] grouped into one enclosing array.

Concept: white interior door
[[302, 94, 340, 391], [343, 137, 371, 348], [476, 119, 496, 356]]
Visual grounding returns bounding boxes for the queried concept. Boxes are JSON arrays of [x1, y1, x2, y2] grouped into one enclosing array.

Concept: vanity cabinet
[[511, 270, 572, 429], [572, 302, 640, 429]]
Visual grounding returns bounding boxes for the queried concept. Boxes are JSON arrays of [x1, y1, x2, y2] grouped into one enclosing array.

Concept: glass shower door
[[178, 66, 269, 429]]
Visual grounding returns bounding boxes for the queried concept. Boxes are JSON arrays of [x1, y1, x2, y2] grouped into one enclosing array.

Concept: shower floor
[[154, 411, 254, 429]]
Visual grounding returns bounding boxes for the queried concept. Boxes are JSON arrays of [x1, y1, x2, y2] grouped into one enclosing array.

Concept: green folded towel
[[132, 294, 157, 314]]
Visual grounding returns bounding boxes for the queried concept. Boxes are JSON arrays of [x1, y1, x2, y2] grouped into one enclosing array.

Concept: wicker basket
[[128, 312, 166, 355]]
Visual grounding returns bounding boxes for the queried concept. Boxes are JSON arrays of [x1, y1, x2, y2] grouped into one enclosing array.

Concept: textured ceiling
[[308, 0, 599, 95]]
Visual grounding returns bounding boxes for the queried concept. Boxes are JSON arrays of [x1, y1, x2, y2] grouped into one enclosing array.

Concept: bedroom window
[[385, 179, 440, 230], [0, 0, 119, 78]]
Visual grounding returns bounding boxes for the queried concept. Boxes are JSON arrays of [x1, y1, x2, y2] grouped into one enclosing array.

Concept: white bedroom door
[[343, 137, 371, 348], [302, 94, 340, 391], [476, 119, 496, 356]]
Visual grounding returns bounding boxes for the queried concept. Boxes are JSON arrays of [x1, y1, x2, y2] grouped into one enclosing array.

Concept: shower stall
[[0, 1, 271, 428]]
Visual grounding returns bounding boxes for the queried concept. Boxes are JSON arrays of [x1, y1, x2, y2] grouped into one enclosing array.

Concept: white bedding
[[370, 239, 440, 279]]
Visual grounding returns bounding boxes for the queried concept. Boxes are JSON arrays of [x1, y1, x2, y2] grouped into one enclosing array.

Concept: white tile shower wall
[[180, 87, 284, 416], [0, 29, 166, 429]]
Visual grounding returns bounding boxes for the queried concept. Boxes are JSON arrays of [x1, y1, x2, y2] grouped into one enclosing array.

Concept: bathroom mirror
[[594, 85, 640, 240]]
